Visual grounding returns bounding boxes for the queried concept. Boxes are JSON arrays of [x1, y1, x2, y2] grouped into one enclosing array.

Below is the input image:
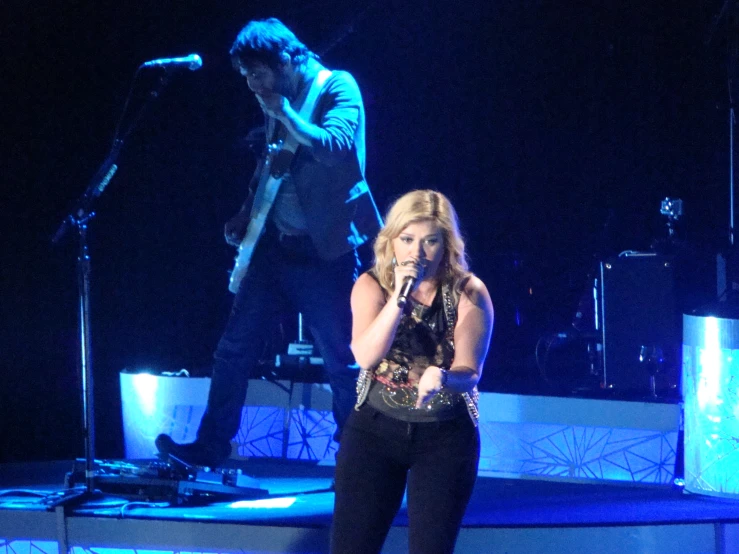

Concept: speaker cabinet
[[599, 255, 680, 397]]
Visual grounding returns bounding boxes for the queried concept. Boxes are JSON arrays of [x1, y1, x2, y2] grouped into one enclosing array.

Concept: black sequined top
[[363, 273, 469, 422]]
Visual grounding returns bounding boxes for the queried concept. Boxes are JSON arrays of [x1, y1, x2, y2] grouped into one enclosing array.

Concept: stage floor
[[2, 459, 739, 554]]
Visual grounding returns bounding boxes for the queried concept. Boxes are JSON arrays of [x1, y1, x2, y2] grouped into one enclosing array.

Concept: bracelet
[[439, 368, 449, 388]]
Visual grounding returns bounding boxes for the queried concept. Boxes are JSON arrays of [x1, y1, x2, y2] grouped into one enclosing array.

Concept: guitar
[[228, 140, 285, 294], [227, 68, 333, 294]]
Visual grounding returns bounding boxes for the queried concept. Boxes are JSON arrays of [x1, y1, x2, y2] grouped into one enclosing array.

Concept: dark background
[[1, 0, 731, 462]]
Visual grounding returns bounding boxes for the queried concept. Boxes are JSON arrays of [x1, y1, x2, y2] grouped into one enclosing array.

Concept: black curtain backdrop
[[1, 0, 728, 462]]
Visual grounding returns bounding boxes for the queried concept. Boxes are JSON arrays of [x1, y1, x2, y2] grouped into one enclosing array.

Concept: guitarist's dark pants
[[197, 223, 360, 449]]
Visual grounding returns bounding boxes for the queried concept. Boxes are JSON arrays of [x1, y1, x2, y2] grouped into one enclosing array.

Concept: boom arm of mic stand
[[51, 141, 122, 245], [51, 70, 172, 245]]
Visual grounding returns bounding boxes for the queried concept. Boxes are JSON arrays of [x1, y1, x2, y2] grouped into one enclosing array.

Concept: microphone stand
[[708, 0, 739, 305], [48, 68, 172, 510]]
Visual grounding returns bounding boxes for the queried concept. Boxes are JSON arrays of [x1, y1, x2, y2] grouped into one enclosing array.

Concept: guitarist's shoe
[[155, 434, 231, 468]]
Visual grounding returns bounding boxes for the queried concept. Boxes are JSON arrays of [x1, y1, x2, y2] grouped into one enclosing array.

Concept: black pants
[[331, 404, 480, 554], [197, 225, 360, 447]]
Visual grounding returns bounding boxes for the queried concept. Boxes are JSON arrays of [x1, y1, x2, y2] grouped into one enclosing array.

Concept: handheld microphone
[[397, 277, 416, 308], [141, 54, 203, 70]]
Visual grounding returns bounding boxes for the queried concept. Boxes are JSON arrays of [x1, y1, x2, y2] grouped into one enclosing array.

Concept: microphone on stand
[[141, 54, 203, 70]]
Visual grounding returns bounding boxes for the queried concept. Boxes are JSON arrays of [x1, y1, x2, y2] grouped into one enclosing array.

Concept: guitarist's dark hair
[[230, 18, 316, 72]]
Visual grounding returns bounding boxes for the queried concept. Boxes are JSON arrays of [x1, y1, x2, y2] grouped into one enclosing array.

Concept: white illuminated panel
[[120, 371, 211, 459], [683, 313, 739, 498]]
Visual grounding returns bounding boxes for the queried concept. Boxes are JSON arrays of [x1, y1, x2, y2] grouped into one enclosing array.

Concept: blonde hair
[[373, 190, 470, 300]]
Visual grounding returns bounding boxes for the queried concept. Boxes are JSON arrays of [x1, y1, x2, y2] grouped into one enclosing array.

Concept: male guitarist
[[156, 17, 383, 468]]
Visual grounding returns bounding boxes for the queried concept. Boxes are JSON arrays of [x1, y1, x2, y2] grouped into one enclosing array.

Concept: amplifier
[[599, 254, 680, 397]]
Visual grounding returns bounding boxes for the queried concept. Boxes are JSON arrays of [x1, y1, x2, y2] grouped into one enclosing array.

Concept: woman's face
[[392, 220, 445, 280]]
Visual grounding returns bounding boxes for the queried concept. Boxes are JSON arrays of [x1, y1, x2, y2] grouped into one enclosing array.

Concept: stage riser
[[2, 523, 735, 554], [122, 374, 679, 485]]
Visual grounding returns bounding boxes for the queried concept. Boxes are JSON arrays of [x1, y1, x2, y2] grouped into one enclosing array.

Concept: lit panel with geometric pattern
[[1, 541, 58, 554], [478, 423, 677, 484], [120, 373, 680, 485]]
